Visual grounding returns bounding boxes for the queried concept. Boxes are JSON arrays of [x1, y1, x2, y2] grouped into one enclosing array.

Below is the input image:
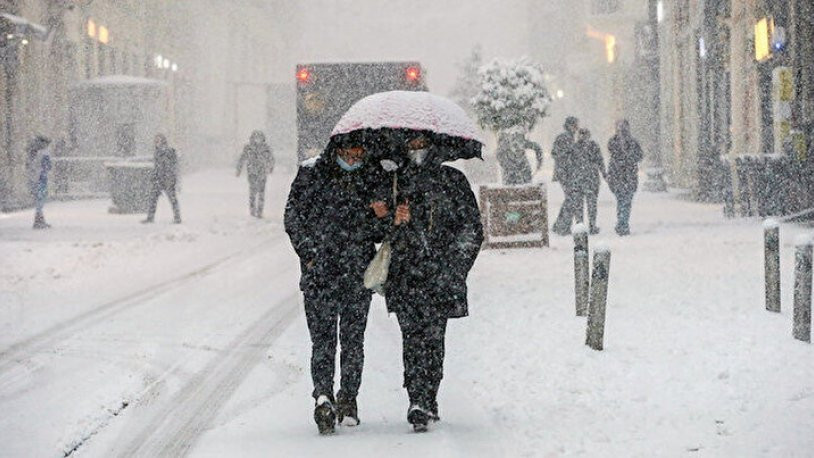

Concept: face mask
[[408, 148, 428, 165], [336, 156, 362, 172]]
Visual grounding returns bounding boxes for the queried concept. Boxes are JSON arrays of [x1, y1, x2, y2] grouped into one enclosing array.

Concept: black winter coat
[[152, 146, 178, 189], [574, 139, 605, 193], [284, 156, 381, 294], [551, 131, 578, 186], [383, 164, 483, 319], [607, 134, 644, 195]]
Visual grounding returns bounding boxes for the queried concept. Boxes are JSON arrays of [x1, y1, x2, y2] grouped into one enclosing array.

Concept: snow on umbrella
[[330, 90, 484, 162]]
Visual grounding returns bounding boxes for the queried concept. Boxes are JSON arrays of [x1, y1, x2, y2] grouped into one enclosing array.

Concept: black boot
[[407, 404, 430, 432], [428, 396, 440, 422], [33, 212, 50, 229], [314, 394, 336, 435], [336, 396, 359, 426]]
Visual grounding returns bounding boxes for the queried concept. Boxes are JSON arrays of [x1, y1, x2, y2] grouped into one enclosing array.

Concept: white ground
[[1, 166, 812, 458]]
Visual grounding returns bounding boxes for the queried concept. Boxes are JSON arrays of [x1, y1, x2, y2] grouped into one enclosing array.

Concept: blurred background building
[[658, 0, 813, 203], [0, 0, 287, 209]]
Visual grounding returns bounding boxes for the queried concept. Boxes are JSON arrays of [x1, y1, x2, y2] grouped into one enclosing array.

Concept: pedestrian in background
[[236, 130, 274, 218], [26, 135, 53, 229], [574, 128, 606, 234], [607, 120, 643, 236], [551, 116, 580, 235], [142, 134, 182, 224]]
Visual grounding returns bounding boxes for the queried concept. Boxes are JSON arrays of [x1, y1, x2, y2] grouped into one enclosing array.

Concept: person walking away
[[371, 133, 483, 432], [284, 137, 380, 434], [26, 135, 53, 229], [142, 134, 181, 224], [574, 128, 606, 234], [236, 130, 274, 218], [607, 120, 644, 236], [551, 116, 580, 235]]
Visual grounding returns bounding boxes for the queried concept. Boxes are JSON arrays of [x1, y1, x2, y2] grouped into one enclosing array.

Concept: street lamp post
[[643, 0, 668, 192]]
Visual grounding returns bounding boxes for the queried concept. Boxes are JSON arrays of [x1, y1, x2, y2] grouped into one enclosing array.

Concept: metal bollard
[[793, 236, 812, 343], [764, 219, 781, 313], [573, 224, 589, 317], [586, 246, 611, 351]]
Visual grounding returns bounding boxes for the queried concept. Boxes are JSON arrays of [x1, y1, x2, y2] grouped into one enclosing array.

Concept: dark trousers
[[553, 183, 581, 233], [248, 175, 266, 217], [574, 189, 599, 229], [304, 287, 371, 401], [146, 184, 181, 221], [396, 307, 448, 410], [614, 192, 634, 233]]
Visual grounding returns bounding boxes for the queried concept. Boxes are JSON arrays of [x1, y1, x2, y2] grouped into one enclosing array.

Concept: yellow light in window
[[99, 26, 109, 44], [605, 35, 617, 63], [755, 17, 770, 61], [87, 19, 96, 38]]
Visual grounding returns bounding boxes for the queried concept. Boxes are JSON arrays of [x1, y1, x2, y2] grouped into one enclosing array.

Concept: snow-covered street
[[1, 167, 812, 457]]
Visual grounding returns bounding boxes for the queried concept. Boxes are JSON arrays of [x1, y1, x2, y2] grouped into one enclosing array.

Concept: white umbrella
[[331, 91, 484, 160]]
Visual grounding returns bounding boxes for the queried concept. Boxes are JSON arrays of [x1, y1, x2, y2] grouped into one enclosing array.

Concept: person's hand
[[394, 202, 410, 226], [370, 201, 389, 218]]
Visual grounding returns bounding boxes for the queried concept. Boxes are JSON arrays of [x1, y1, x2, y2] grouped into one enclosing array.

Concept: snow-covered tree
[[472, 57, 551, 133], [449, 45, 483, 115]]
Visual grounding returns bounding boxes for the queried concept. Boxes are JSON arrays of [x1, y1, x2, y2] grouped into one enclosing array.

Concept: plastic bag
[[364, 241, 392, 295]]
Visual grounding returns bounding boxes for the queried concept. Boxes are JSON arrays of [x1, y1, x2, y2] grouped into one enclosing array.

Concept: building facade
[[658, 0, 814, 201], [528, 0, 657, 170], [1, 0, 284, 210]]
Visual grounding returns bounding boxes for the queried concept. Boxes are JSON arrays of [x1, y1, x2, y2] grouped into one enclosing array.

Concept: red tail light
[[296, 68, 310, 83], [406, 67, 421, 82]]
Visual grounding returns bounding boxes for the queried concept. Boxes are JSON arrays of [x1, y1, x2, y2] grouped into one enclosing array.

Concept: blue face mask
[[337, 156, 362, 172]]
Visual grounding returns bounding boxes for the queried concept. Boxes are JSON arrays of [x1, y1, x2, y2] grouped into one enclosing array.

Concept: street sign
[[479, 184, 549, 249]]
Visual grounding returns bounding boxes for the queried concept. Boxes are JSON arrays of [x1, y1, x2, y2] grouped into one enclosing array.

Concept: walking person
[[284, 136, 380, 434], [236, 130, 274, 218], [142, 134, 181, 224], [574, 128, 606, 234], [607, 120, 644, 236], [371, 133, 483, 432], [26, 135, 53, 229], [551, 116, 580, 235]]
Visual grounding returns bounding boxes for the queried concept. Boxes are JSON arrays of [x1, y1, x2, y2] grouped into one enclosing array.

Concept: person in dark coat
[[573, 128, 606, 234], [284, 137, 381, 434], [142, 134, 181, 224], [371, 133, 483, 431], [607, 120, 644, 236], [236, 130, 274, 218], [25, 135, 53, 229], [495, 130, 544, 185], [551, 116, 580, 235]]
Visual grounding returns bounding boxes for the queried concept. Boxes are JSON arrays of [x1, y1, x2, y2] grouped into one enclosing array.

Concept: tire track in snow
[[115, 291, 301, 457], [0, 236, 285, 382]]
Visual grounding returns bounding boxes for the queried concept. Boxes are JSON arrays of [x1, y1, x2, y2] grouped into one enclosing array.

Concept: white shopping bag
[[364, 241, 392, 295]]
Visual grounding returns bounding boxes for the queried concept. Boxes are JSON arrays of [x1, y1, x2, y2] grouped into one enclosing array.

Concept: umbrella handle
[[392, 173, 398, 208]]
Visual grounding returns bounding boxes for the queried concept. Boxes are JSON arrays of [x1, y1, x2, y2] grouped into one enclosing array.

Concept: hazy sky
[[282, 0, 533, 95]]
